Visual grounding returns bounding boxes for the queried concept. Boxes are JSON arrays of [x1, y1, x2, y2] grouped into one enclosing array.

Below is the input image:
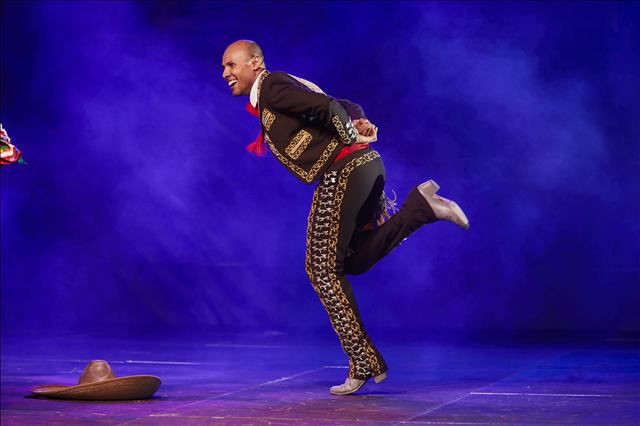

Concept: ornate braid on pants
[[305, 151, 387, 380]]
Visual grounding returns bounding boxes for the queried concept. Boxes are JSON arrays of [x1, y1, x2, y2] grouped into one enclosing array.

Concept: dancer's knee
[[344, 259, 373, 275]]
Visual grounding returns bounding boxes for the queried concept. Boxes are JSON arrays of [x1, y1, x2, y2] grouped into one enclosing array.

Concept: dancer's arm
[[336, 98, 365, 121], [261, 72, 357, 145], [336, 100, 376, 140]]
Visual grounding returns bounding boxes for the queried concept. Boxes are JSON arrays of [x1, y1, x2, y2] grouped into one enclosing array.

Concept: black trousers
[[305, 147, 437, 380]]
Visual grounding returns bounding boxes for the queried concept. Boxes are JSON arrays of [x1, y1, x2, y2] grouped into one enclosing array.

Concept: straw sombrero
[[31, 360, 161, 401]]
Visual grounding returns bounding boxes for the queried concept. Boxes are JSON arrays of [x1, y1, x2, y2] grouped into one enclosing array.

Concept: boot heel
[[374, 372, 387, 383], [418, 179, 440, 196]]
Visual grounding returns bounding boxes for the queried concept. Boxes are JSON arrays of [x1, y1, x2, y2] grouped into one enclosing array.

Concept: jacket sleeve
[[261, 72, 357, 145], [336, 98, 366, 120]]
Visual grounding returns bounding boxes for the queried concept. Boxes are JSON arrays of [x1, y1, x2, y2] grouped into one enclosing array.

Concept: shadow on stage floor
[[1, 331, 638, 425]]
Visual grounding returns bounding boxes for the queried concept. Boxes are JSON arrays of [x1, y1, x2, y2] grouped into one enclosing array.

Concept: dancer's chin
[[230, 86, 245, 97]]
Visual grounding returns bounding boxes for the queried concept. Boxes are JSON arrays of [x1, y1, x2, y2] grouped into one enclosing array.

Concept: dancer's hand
[[353, 119, 378, 143], [353, 119, 377, 136]]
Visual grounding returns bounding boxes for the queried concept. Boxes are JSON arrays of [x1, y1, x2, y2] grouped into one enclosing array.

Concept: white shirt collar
[[250, 70, 268, 108]]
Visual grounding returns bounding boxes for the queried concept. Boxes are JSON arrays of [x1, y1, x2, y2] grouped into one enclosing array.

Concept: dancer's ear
[[250, 55, 263, 71]]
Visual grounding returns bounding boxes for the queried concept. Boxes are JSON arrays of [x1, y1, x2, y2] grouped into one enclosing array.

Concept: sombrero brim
[[31, 375, 161, 401]]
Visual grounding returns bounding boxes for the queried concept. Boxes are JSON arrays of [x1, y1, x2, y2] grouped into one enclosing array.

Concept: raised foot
[[418, 179, 470, 230]]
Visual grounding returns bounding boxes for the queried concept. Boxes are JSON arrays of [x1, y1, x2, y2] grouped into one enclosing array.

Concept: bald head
[[226, 40, 265, 68], [221, 40, 266, 96]]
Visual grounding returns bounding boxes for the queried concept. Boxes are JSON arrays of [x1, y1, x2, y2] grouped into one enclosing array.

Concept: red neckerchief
[[245, 102, 266, 157]]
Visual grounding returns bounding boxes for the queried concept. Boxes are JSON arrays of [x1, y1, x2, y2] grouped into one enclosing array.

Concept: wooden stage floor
[[1, 332, 638, 425]]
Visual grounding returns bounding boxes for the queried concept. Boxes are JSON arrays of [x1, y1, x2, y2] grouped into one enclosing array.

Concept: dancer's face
[[221, 44, 261, 97]]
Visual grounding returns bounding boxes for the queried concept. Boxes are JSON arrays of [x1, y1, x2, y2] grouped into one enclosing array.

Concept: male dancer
[[221, 40, 469, 395]]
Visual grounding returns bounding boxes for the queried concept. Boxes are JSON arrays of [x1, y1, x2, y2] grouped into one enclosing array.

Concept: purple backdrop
[[1, 1, 638, 338]]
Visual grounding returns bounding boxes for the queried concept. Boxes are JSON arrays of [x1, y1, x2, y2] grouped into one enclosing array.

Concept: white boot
[[418, 180, 470, 230], [329, 372, 387, 395]]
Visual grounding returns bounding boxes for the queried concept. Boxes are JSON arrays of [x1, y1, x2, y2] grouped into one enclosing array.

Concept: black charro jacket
[[257, 71, 364, 184]]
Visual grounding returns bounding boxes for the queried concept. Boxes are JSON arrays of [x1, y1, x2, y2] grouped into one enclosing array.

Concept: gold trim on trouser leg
[[305, 151, 384, 380]]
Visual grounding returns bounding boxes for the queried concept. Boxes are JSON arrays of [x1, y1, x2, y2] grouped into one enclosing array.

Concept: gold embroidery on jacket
[[262, 108, 276, 131], [267, 138, 340, 183], [255, 71, 269, 103], [332, 115, 349, 143], [285, 130, 313, 159]]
